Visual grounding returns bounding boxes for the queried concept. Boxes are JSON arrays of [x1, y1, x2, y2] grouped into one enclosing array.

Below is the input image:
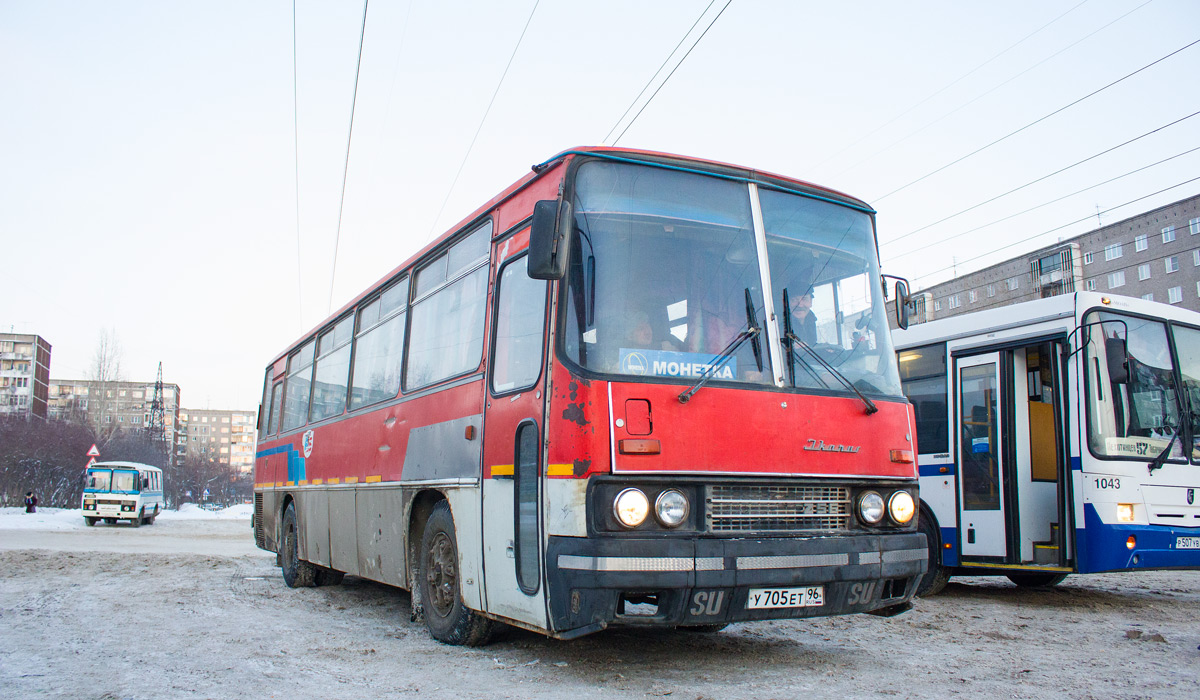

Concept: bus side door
[[481, 233, 550, 628]]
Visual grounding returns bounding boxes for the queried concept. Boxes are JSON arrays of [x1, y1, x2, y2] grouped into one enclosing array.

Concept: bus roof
[[268, 146, 875, 367], [90, 461, 162, 473], [894, 291, 1200, 350]]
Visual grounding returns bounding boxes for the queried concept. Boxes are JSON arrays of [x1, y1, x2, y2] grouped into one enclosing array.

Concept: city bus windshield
[[112, 470, 139, 493], [1084, 311, 1192, 463], [85, 468, 112, 492], [561, 159, 902, 398]]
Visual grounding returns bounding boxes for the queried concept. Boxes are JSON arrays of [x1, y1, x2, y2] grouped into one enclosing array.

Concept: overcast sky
[[2, 0, 1198, 410]]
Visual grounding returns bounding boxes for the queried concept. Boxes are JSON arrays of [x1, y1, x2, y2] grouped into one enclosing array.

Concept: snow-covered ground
[[2, 514, 1198, 699], [0, 503, 252, 530]]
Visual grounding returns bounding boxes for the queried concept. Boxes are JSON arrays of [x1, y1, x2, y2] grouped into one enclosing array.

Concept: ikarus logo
[[803, 439, 861, 454]]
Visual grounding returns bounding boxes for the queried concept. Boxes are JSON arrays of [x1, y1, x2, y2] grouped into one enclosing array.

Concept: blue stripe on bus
[[918, 463, 955, 477], [255, 444, 306, 483]]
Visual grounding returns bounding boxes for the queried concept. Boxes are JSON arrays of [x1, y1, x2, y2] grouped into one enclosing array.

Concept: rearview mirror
[[528, 199, 573, 280], [894, 278, 911, 330], [1105, 336, 1130, 384]]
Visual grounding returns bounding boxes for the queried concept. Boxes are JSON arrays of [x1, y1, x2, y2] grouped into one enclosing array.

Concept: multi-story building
[[48, 379, 181, 448], [177, 408, 257, 474], [892, 193, 1200, 326], [0, 333, 51, 420]]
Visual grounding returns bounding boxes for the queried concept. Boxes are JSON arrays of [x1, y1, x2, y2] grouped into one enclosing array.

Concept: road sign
[[86, 444, 100, 457], [86, 457, 96, 469]]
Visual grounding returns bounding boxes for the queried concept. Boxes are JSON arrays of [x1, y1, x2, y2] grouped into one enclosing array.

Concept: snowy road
[[2, 509, 1199, 699]]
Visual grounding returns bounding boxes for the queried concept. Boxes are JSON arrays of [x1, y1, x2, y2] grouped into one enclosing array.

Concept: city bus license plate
[[747, 586, 823, 609], [1177, 537, 1200, 549]]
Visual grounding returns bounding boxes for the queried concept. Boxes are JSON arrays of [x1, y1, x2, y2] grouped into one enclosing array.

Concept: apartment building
[[177, 408, 257, 474], [48, 379, 181, 447], [0, 333, 52, 420], [891, 193, 1200, 326]]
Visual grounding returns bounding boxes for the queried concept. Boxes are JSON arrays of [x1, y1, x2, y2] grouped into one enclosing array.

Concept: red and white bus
[[253, 147, 926, 644]]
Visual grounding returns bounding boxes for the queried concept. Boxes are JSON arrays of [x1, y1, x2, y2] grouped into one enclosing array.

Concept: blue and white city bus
[[893, 292, 1200, 594], [82, 461, 164, 527]]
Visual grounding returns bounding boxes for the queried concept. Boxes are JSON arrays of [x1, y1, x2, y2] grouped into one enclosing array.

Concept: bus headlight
[[888, 491, 916, 524], [1117, 503, 1134, 523], [614, 488, 650, 528], [858, 492, 885, 525], [654, 490, 689, 528]]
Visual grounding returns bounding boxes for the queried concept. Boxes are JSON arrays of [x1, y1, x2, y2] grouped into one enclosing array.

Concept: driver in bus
[[788, 288, 818, 345]]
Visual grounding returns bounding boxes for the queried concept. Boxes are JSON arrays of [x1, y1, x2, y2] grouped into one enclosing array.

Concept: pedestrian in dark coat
[[24, 491, 38, 513]]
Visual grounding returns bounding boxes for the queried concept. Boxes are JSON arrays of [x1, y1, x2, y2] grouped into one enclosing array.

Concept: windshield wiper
[[782, 288, 831, 390], [783, 331, 878, 415], [679, 288, 762, 404]]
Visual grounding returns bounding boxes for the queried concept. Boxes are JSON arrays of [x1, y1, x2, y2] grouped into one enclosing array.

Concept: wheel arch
[[406, 489, 448, 596]]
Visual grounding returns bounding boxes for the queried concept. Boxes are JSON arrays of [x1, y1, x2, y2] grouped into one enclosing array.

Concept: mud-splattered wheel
[[280, 503, 317, 588], [915, 511, 950, 597], [418, 500, 493, 646]]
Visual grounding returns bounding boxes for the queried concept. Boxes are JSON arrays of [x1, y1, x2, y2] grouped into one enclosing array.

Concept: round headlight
[[654, 489, 689, 528], [888, 491, 916, 524], [858, 491, 885, 525], [614, 488, 650, 528]]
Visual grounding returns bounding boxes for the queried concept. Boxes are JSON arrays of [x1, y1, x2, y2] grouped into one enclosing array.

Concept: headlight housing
[[858, 491, 885, 525], [654, 489, 689, 528], [888, 491, 916, 525], [613, 488, 650, 528]]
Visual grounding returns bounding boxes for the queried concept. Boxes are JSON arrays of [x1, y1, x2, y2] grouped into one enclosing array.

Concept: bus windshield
[[85, 468, 112, 491], [1084, 311, 1191, 462], [562, 160, 901, 397], [112, 470, 140, 493]]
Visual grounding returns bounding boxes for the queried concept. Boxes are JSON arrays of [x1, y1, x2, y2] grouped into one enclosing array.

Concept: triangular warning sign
[[86, 457, 97, 469], [87, 444, 100, 457]]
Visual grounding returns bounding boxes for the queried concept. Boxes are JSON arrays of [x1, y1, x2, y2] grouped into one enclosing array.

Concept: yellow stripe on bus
[[326, 478, 340, 485], [365, 475, 382, 483], [310, 478, 323, 485], [491, 464, 514, 477], [299, 480, 308, 485], [547, 464, 574, 476], [285, 481, 295, 487], [344, 476, 359, 484]]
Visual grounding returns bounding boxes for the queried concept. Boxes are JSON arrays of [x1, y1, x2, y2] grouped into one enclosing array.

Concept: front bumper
[[546, 531, 927, 634]]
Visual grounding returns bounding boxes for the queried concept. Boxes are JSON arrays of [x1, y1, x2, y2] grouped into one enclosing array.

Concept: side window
[[267, 381, 283, 435], [258, 369, 274, 439], [281, 339, 316, 432], [492, 254, 547, 394], [406, 223, 492, 390], [350, 277, 409, 409], [514, 421, 540, 594], [898, 343, 948, 454], [309, 315, 354, 422]]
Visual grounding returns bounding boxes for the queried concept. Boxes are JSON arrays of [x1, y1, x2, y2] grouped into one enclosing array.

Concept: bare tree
[[89, 328, 123, 441]]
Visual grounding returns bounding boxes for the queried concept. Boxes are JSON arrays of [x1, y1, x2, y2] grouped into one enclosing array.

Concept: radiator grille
[[253, 493, 266, 549], [706, 485, 850, 533]]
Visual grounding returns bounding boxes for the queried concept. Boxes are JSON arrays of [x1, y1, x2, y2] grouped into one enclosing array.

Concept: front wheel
[[129, 509, 142, 528], [280, 504, 318, 588], [1007, 573, 1067, 588], [915, 511, 950, 597], [84, 517, 97, 527], [418, 500, 493, 646]]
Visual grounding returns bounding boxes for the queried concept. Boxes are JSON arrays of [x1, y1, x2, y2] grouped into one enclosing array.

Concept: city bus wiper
[[783, 331, 878, 415], [782, 288, 830, 390], [678, 288, 762, 404]]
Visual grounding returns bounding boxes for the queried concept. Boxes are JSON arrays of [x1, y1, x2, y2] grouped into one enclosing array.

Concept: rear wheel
[[84, 517, 97, 527], [1007, 573, 1067, 588], [419, 500, 493, 646], [915, 511, 951, 597], [280, 503, 318, 588]]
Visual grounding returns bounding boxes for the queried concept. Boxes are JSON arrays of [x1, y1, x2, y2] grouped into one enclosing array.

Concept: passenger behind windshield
[[563, 161, 769, 385]]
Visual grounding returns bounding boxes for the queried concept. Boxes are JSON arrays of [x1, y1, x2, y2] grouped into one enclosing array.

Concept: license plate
[[747, 586, 824, 609], [1177, 537, 1200, 549]]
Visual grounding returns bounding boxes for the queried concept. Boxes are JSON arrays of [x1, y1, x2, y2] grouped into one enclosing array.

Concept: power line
[[611, 0, 733, 146], [834, 0, 1153, 180], [292, 0, 304, 332], [909, 176, 1200, 284], [889, 144, 1200, 261], [817, 0, 1093, 170], [602, 0, 719, 145], [872, 36, 1200, 203], [882, 107, 1200, 248], [327, 0, 372, 314], [427, 0, 541, 240]]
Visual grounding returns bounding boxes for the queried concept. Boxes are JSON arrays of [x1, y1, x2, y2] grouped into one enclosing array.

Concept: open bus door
[[481, 232, 551, 629], [953, 341, 1073, 577]]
